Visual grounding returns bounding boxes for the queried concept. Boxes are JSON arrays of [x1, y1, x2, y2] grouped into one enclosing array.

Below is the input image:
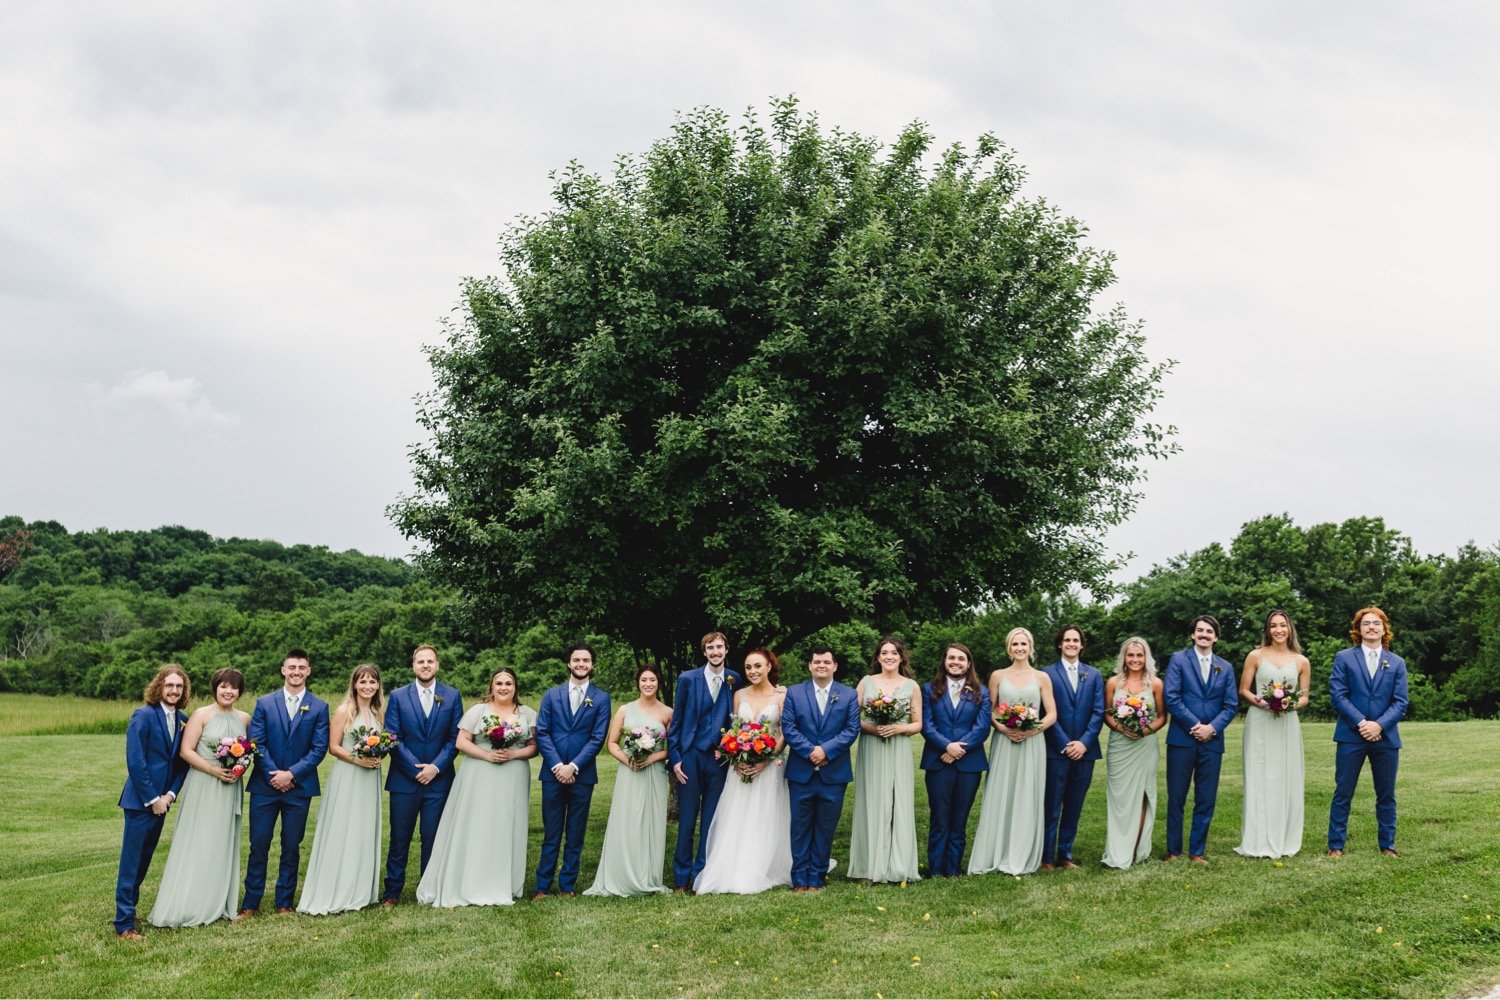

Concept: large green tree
[[391, 100, 1175, 674]]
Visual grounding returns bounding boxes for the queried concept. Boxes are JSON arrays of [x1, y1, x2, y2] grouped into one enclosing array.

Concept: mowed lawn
[[1, 693, 1497, 998]]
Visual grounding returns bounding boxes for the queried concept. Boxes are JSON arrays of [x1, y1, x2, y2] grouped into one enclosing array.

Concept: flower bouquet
[[716, 721, 779, 783], [1112, 692, 1155, 737], [863, 693, 912, 736], [1259, 680, 1303, 717], [213, 734, 260, 778], [993, 701, 1039, 731], [482, 714, 532, 750], [349, 725, 398, 759], [620, 724, 665, 767]]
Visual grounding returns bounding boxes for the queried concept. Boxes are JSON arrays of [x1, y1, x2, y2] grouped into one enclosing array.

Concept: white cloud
[[97, 369, 240, 427]]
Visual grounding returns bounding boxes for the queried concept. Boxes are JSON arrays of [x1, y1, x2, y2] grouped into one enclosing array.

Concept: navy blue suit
[[1162, 648, 1238, 857], [115, 703, 187, 933], [919, 680, 991, 876], [1327, 646, 1409, 851], [781, 680, 861, 888], [383, 681, 463, 900], [534, 681, 611, 893], [242, 690, 329, 911], [666, 665, 742, 887], [1041, 660, 1105, 865]]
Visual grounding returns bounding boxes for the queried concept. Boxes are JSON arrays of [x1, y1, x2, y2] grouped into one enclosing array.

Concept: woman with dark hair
[[1101, 638, 1167, 869], [585, 664, 674, 897], [919, 643, 991, 876], [694, 648, 792, 894], [1235, 610, 1310, 859], [150, 668, 251, 927], [849, 635, 924, 883], [298, 664, 387, 914], [418, 668, 537, 907]]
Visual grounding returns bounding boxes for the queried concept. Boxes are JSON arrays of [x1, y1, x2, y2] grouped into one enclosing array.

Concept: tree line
[[2, 513, 1496, 720]]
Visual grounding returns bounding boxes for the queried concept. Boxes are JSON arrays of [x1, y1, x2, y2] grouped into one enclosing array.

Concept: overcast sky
[[4, 2, 1497, 588]]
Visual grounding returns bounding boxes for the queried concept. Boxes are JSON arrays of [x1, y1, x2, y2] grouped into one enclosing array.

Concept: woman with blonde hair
[[1101, 638, 1168, 869]]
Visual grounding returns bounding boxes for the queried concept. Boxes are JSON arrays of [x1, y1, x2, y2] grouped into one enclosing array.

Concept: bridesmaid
[[585, 664, 674, 897], [919, 642, 991, 877], [149, 668, 250, 928], [968, 627, 1056, 876], [849, 636, 923, 883], [298, 664, 386, 914], [1235, 609, 1310, 858], [1101, 638, 1168, 869], [417, 668, 537, 907]]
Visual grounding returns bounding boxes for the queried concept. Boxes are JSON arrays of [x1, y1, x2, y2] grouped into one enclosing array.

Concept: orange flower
[[229, 743, 245, 758]]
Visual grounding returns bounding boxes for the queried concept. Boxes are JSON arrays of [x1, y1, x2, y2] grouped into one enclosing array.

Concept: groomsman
[[114, 665, 190, 939], [1041, 625, 1105, 870], [667, 630, 741, 892], [781, 646, 861, 892], [1327, 606, 1409, 857], [241, 649, 329, 916], [919, 643, 991, 877], [1162, 615, 1238, 863], [534, 643, 611, 898], [383, 644, 463, 905]]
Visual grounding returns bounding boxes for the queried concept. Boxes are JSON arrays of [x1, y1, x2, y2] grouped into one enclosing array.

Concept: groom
[[667, 630, 740, 892], [1162, 615, 1239, 863], [241, 649, 329, 916], [781, 645, 861, 892]]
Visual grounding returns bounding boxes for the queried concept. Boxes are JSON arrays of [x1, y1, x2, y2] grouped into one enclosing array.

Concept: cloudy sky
[[4, 2, 1496, 587]]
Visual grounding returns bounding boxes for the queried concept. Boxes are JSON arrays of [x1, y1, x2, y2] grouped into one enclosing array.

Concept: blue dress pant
[[924, 768, 981, 876], [384, 785, 448, 900], [536, 781, 594, 893], [789, 779, 846, 888], [115, 808, 166, 932], [242, 794, 311, 911], [1165, 743, 1222, 857], [673, 749, 728, 888], [1328, 740, 1400, 851], [1043, 756, 1096, 863]]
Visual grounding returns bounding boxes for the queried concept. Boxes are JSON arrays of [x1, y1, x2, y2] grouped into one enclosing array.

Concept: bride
[[693, 647, 793, 894]]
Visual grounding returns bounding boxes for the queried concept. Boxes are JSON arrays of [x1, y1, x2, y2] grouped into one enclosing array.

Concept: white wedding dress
[[693, 702, 793, 895]]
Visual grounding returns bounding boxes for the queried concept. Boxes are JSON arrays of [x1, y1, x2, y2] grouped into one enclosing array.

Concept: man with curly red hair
[[1327, 606, 1409, 858]]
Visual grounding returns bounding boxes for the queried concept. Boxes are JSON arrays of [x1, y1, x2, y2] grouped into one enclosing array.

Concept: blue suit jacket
[[1330, 647, 1408, 749], [1042, 661, 1105, 761], [781, 680, 861, 784], [920, 681, 992, 773], [385, 681, 464, 795], [1163, 648, 1238, 751], [119, 704, 188, 809], [536, 682, 611, 785], [247, 691, 329, 800], [667, 666, 744, 766]]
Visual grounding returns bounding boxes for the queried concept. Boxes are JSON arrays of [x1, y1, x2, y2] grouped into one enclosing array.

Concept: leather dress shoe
[[276, 907, 294, 914], [1162, 853, 1181, 862], [1327, 849, 1344, 858], [233, 908, 257, 920], [1381, 848, 1400, 858], [1039, 863, 1054, 872], [1060, 860, 1081, 870], [117, 928, 144, 941], [1189, 855, 1208, 864], [531, 891, 549, 901]]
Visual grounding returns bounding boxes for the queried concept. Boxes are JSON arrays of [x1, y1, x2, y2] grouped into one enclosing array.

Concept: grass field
[[1, 695, 1496, 998]]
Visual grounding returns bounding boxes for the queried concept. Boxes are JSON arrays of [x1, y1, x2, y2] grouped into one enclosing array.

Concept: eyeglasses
[[1359, 620, 1384, 627]]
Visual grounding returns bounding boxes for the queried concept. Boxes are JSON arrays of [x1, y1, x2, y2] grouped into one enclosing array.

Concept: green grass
[[1, 708, 1497, 998]]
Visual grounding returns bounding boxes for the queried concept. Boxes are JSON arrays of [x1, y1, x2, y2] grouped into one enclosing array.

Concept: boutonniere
[[584, 696, 594, 708], [299, 704, 309, 715], [830, 692, 841, 704], [1379, 659, 1390, 671], [1211, 665, 1221, 676], [434, 694, 445, 706], [726, 676, 735, 689]]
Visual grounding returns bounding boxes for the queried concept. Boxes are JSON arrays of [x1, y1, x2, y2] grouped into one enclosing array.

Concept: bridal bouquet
[[213, 735, 260, 778], [349, 726, 398, 759], [1112, 692, 1155, 737], [482, 715, 531, 750], [1259, 680, 1303, 717], [716, 721, 779, 783], [992, 701, 1039, 731], [863, 693, 912, 731], [620, 723, 665, 766]]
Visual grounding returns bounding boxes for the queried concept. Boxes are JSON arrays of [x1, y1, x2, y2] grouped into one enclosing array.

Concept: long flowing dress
[[297, 708, 383, 914], [1101, 686, 1160, 869], [693, 702, 792, 894], [148, 710, 245, 927], [1235, 659, 1305, 858], [967, 676, 1045, 876], [584, 704, 670, 897], [416, 704, 535, 907], [847, 677, 921, 883]]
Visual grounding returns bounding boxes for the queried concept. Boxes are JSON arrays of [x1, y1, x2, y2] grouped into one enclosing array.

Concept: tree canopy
[[391, 99, 1175, 673]]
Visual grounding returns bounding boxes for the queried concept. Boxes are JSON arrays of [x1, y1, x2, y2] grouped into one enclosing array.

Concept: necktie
[[287, 695, 299, 720], [1199, 657, 1210, 684], [950, 686, 961, 710], [570, 686, 582, 713], [1366, 649, 1378, 679], [166, 710, 176, 741], [421, 686, 433, 718], [709, 673, 722, 702], [1068, 665, 1079, 693], [816, 686, 828, 716]]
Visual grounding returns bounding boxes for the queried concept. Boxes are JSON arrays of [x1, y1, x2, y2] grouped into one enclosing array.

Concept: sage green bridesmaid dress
[[967, 676, 1045, 876], [416, 704, 534, 907], [1101, 686, 1159, 869], [847, 677, 921, 883], [584, 703, 670, 897], [297, 708, 383, 914], [148, 709, 245, 927], [1235, 659, 1304, 858]]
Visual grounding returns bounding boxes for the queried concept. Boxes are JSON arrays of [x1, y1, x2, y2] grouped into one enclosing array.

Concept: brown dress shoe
[[1162, 853, 1181, 862], [1326, 849, 1344, 858], [381, 898, 397, 908], [1381, 848, 1400, 858], [1189, 855, 1208, 864], [558, 891, 576, 898], [1039, 863, 1055, 872], [531, 891, 549, 901], [1060, 860, 1081, 870], [276, 907, 294, 914], [117, 928, 144, 941], [233, 908, 257, 920]]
